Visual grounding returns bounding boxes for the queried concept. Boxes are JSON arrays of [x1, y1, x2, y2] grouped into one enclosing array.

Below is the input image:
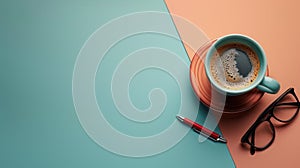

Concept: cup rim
[[205, 34, 267, 95]]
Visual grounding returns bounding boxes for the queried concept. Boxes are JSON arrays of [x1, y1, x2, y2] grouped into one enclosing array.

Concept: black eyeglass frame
[[241, 88, 300, 155]]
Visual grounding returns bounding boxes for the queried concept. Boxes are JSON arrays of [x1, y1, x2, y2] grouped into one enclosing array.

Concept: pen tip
[[218, 137, 227, 143], [176, 115, 184, 122]]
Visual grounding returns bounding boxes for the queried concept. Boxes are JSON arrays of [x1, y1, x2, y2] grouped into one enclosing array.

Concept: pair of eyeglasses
[[241, 88, 300, 155]]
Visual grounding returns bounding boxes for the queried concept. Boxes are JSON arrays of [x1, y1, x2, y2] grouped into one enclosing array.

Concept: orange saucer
[[190, 40, 269, 114]]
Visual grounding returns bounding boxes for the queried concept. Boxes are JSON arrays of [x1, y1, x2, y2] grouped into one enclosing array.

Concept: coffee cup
[[205, 34, 280, 95]]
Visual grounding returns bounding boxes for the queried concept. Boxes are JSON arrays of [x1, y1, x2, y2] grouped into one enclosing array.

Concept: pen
[[176, 115, 227, 143]]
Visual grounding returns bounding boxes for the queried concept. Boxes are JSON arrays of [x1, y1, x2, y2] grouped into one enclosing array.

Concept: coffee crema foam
[[210, 43, 260, 90]]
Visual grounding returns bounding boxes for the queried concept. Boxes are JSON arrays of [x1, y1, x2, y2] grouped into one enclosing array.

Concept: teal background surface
[[0, 0, 235, 167]]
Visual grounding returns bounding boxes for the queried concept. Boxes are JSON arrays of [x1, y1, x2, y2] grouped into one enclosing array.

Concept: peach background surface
[[165, 0, 300, 167]]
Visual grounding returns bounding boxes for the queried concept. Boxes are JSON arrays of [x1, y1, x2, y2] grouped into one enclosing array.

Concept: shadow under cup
[[204, 34, 279, 96]]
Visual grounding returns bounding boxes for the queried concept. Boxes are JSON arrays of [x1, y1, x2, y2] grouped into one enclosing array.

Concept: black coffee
[[210, 43, 260, 90]]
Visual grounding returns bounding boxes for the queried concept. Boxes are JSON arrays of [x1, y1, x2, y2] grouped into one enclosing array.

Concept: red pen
[[176, 115, 227, 143]]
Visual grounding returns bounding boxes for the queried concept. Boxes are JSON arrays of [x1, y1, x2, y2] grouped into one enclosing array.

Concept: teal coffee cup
[[205, 34, 280, 95]]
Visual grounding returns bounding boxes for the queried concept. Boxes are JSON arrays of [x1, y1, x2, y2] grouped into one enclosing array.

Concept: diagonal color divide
[[72, 11, 227, 157]]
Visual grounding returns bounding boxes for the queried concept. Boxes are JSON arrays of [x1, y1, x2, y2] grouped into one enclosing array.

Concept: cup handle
[[256, 76, 280, 94]]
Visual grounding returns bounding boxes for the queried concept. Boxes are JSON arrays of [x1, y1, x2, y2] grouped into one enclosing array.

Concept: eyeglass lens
[[272, 92, 299, 123], [249, 120, 275, 149]]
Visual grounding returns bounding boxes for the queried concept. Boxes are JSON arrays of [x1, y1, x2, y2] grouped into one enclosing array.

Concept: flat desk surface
[[165, 0, 300, 167], [0, 0, 234, 167]]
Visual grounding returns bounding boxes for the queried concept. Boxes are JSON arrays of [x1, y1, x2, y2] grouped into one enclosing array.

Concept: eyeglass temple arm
[[276, 102, 300, 106]]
